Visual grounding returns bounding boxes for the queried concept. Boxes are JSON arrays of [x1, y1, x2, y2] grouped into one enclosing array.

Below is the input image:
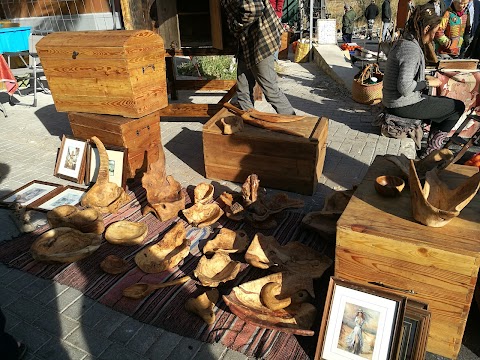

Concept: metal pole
[[309, 0, 313, 61]]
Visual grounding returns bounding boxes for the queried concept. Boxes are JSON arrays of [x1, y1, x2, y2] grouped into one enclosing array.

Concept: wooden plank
[[158, 103, 223, 117], [55, 89, 166, 118], [313, 117, 328, 180], [279, 31, 290, 60], [218, 84, 237, 104], [175, 80, 236, 91], [165, 47, 236, 57], [120, 0, 150, 30], [157, 0, 180, 48], [209, 0, 223, 50], [204, 164, 315, 195]]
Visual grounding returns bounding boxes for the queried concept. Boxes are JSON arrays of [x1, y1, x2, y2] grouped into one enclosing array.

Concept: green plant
[[177, 55, 237, 80]]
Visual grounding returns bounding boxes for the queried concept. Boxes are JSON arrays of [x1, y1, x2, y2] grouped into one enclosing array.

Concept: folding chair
[[4, 34, 49, 107]]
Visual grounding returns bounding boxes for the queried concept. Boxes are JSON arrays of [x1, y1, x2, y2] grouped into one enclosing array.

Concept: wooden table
[[335, 156, 480, 359]]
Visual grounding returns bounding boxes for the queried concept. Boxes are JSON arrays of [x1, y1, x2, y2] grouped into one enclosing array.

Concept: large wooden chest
[[203, 107, 328, 195], [37, 30, 168, 118], [68, 111, 160, 179], [335, 156, 480, 359]]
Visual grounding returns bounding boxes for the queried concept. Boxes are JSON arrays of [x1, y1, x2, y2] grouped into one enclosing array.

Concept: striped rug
[[0, 185, 335, 359]]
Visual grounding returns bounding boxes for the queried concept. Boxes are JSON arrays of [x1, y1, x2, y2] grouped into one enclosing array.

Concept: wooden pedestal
[[335, 156, 480, 359], [68, 111, 160, 179], [203, 107, 328, 195]]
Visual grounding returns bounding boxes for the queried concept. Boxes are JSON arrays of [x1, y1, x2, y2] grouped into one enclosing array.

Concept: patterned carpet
[[0, 185, 335, 359]]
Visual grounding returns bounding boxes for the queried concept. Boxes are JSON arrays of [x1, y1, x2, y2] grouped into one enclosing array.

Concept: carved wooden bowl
[[100, 255, 130, 274], [105, 221, 148, 246], [31, 227, 102, 263], [374, 175, 405, 197]]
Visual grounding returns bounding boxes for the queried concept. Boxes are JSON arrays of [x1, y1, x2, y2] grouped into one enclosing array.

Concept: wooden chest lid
[[338, 156, 480, 256], [37, 30, 164, 59], [204, 107, 326, 143]]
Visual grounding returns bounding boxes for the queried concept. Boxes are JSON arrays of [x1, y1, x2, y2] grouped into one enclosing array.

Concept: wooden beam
[[120, 0, 150, 30], [218, 84, 237, 104], [158, 104, 222, 117], [157, 0, 180, 48], [165, 47, 236, 56], [175, 80, 236, 91]]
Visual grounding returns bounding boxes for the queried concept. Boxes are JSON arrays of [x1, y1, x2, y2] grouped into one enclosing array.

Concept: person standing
[[383, 4, 465, 158], [434, 0, 471, 58], [428, 0, 447, 15], [342, 4, 357, 43], [364, 0, 380, 39], [381, 0, 392, 41], [221, 0, 296, 115], [269, 0, 285, 62]]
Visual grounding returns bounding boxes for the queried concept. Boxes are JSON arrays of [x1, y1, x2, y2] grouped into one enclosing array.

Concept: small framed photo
[[29, 185, 87, 211], [54, 135, 88, 183], [0, 180, 61, 207], [398, 302, 431, 360], [85, 143, 127, 189], [315, 277, 407, 360]]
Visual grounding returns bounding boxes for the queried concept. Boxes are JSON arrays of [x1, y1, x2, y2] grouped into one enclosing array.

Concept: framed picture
[[85, 143, 127, 189], [0, 180, 61, 207], [397, 302, 431, 360], [315, 278, 407, 360], [54, 135, 88, 183], [29, 185, 87, 211]]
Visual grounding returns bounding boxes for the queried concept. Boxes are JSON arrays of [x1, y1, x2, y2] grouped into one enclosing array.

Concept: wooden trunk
[[336, 156, 480, 359], [37, 30, 168, 118], [68, 111, 160, 179], [203, 107, 328, 195]]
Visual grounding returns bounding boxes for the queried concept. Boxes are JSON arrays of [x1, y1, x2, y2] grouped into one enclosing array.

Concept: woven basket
[[352, 63, 384, 105]]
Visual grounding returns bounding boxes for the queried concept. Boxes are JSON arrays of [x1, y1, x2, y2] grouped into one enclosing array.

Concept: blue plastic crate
[[0, 27, 31, 53]]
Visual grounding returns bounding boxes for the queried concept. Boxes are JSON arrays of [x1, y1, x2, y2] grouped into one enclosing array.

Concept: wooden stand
[[203, 107, 328, 195], [335, 156, 480, 359]]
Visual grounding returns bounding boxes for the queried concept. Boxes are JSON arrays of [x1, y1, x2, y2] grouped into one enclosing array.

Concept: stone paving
[[0, 55, 477, 360]]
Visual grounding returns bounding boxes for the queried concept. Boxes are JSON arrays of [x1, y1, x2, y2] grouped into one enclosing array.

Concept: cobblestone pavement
[[0, 57, 477, 360]]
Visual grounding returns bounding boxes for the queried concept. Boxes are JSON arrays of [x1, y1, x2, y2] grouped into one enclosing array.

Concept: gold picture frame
[[54, 135, 88, 183]]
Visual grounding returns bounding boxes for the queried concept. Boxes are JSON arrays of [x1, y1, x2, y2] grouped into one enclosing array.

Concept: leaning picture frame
[[315, 277, 407, 360], [0, 180, 62, 208], [29, 185, 87, 211], [397, 302, 431, 360], [54, 135, 88, 183], [85, 143, 127, 189]]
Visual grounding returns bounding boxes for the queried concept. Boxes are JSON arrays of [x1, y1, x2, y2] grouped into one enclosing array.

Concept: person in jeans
[[382, 4, 465, 158], [342, 4, 357, 43], [381, 0, 392, 41], [221, 0, 295, 115], [364, 0, 379, 39]]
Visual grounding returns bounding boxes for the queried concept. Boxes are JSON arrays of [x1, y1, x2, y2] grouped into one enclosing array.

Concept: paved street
[[0, 53, 477, 360]]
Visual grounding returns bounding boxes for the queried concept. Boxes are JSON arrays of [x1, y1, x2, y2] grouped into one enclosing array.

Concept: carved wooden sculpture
[[81, 137, 130, 214], [105, 221, 148, 245], [223, 272, 317, 335], [194, 252, 241, 287], [142, 144, 185, 221], [47, 205, 105, 234], [185, 289, 219, 325], [409, 160, 480, 227]]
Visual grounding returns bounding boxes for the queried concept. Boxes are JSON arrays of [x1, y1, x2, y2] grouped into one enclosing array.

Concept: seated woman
[[382, 4, 465, 158], [434, 0, 471, 58]]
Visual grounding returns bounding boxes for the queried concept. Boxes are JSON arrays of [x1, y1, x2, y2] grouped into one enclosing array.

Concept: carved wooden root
[[142, 145, 185, 221], [409, 160, 480, 227], [81, 136, 130, 214]]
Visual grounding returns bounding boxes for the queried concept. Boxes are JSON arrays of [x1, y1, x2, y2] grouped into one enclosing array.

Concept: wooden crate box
[[68, 111, 160, 179], [203, 107, 328, 195], [37, 30, 168, 118], [335, 156, 480, 359]]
